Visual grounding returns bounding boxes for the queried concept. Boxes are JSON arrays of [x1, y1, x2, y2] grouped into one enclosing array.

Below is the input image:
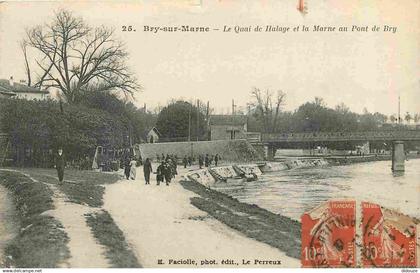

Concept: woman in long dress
[[129, 158, 137, 180]]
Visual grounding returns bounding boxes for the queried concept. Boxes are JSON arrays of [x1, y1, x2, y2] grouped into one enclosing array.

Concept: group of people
[[124, 157, 138, 180], [54, 148, 221, 188], [141, 155, 179, 186], [156, 153, 221, 169], [125, 153, 222, 186], [198, 154, 220, 169]]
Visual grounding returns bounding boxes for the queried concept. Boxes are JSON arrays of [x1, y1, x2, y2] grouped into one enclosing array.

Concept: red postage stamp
[[362, 202, 417, 267], [301, 200, 356, 267]]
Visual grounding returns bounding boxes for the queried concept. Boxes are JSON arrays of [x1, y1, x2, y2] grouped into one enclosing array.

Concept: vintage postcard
[[0, 0, 419, 270]]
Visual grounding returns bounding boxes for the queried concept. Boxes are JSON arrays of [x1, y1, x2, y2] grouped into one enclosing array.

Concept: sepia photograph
[[0, 0, 419, 270]]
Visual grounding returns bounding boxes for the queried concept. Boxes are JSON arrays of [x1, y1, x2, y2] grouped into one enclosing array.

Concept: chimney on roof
[[9, 76, 14, 86]]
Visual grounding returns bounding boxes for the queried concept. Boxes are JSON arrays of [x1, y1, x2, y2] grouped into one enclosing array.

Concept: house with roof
[[209, 114, 248, 140], [146, 127, 161, 143], [0, 77, 49, 100]]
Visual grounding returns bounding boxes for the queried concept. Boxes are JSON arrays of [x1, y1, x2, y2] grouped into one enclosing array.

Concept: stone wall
[[138, 139, 262, 162], [186, 163, 261, 186], [186, 169, 216, 187], [261, 158, 329, 172]]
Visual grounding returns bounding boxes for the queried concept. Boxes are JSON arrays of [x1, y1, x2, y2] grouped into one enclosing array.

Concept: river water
[[211, 159, 420, 221], [0, 185, 17, 262]]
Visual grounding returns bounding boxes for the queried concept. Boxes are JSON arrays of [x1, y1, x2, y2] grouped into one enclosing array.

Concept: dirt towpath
[[0, 185, 17, 266], [0, 169, 109, 268], [45, 184, 109, 268], [103, 166, 300, 268]]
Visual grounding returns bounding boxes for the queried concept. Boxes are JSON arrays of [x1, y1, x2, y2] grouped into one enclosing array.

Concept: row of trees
[[0, 92, 155, 167], [389, 112, 420, 124], [153, 88, 413, 141], [247, 88, 412, 133]]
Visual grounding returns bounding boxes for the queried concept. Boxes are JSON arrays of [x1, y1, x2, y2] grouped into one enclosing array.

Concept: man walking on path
[[156, 161, 164, 185], [55, 147, 65, 184], [198, 155, 203, 169], [215, 154, 219, 166], [204, 154, 209, 167], [143, 158, 152, 185], [163, 162, 171, 185], [124, 157, 131, 180], [170, 158, 178, 178], [183, 155, 188, 168]]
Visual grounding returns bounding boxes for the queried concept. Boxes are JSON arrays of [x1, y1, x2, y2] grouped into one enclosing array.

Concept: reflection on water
[[212, 159, 420, 221]]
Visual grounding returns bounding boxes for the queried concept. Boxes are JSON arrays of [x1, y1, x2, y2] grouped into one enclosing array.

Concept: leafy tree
[[76, 90, 157, 144], [156, 100, 206, 141], [0, 97, 134, 167]]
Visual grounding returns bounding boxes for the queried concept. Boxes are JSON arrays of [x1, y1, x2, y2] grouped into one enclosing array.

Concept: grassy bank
[[85, 210, 140, 268], [0, 170, 70, 267], [179, 179, 301, 259], [12, 168, 120, 207]]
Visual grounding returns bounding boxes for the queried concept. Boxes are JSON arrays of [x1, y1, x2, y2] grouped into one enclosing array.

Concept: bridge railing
[[261, 130, 420, 143]]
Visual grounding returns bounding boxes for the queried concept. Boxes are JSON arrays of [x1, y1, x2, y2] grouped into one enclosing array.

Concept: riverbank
[[103, 164, 300, 267], [277, 153, 420, 166], [326, 154, 391, 165], [0, 185, 17, 267], [0, 170, 69, 267], [179, 179, 301, 259], [0, 168, 137, 268]]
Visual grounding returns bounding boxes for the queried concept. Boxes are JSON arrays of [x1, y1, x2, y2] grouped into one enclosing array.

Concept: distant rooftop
[[209, 114, 247, 126], [0, 84, 16, 96], [0, 79, 49, 94]]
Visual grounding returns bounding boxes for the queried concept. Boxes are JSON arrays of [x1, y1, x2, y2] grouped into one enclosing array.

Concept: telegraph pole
[[206, 101, 209, 120], [196, 99, 200, 141], [188, 103, 191, 142], [232, 99, 235, 115], [398, 95, 401, 124]]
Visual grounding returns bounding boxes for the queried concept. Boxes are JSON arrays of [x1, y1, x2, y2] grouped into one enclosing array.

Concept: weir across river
[[261, 130, 420, 172]]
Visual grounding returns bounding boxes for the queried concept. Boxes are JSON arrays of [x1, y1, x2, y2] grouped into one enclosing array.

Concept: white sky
[[0, 0, 419, 115]]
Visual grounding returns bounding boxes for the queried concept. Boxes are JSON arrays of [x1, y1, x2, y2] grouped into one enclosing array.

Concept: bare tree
[[389, 114, 397, 123], [404, 112, 412, 124], [314, 97, 325, 107], [335, 102, 350, 114], [414, 113, 420, 123], [24, 9, 139, 103], [249, 87, 286, 133]]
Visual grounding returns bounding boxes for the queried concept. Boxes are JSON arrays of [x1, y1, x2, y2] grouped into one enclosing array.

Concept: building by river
[[0, 77, 49, 100], [209, 115, 248, 140]]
